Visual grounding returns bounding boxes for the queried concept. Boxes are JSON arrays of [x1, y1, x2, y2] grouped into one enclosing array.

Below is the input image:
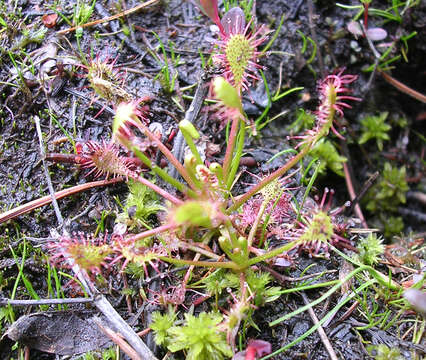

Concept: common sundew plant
[[44, 2, 399, 359]]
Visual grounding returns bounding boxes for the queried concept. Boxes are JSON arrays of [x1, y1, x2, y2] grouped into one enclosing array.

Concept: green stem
[[261, 279, 375, 359], [159, 256, 241, 270], [270, 267, 372, 327], [330, 246, 400, 290], [139, 123, 199, 191], [153, 165, 197, 197], [131, 146, 196, 198], [247, 240, 299, 266], [227, 119, 246, 190], [222, 116, 240, 183], [277, 280, 340, 294], [180, 125, 203, 166], [127, 223, 177, 242], [176, 240, 222, 260], [228, 146, 311, 212]]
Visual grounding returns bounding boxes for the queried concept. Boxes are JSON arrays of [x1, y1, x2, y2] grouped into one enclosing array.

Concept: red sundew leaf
[[232, 339, 272, 360], [347, 21, 363, 37], [42, 13, 58, 28], [366, 27, 387, 41], [194, 0, 222, 29], [246, 339, 272, 359], [404, 289, 426, 316], [221, 6, 246, 36]]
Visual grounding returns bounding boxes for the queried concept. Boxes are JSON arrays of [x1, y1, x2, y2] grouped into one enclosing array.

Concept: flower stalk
[[229, 70, 360, 211]]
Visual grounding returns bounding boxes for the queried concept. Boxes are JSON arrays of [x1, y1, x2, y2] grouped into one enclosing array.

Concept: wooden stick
[[378, 70, 426, 104], [57, 0, 159, 35], [0, 178, 122, 224], [301, 292, 339, 360]]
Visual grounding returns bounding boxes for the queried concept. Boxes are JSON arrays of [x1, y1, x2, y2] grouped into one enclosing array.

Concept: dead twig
[[57, 0, 159, 35], [345, 171, 379, 218], [0, 178, 123, 224], [340, 139, 367, 227], [94, 2, 150, 60], [300, 292, 339, 360], [90, 292, 157, 359], [342, 162, 368, 228], [378, 70, 426, 104], [0, 297, 94, 306], [93, 317, 143, 360], [49, 225, 158, 360], [34, 115, 64, 227]]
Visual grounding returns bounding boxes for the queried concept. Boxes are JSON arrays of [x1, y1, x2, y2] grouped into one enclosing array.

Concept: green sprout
[[355, 233, 385, 265], [150, 306, 178, 347], [365, 162, 409, 236], [367, 344, 404, 360], [116, 180, 165, 231], [366, 162, 409, 213], [165, 312, 233, 360], [309, 139, 347, 176], [359, 112, 391, 151]]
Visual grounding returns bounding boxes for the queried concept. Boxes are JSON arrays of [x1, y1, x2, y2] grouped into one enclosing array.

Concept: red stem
[[222, 116, 240, 182], [227, 145, 310, 212], [0, 178, 123, 224], [379, 70, 426, 104], [139, 123, 199, 191], [364, 3, 369, 30], [129, 171, 183, 205], [127, 223, 177, 242]]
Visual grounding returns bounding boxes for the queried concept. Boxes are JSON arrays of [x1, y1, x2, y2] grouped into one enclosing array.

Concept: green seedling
[[254, 70, 303, 133], [116, 180, 165, 231], [355, 233, 385, 265], [309, 139, 347, 176], [365, 162, 408, 236], [297, 30, 317, 69], [157, 311, 233, 360], [152, 32, 179, 94], [367, 344, 404, 360], [359, 112, 391, 151]]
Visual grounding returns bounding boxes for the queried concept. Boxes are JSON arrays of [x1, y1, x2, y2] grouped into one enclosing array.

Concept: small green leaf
[[150, 307, 177, 346], [173, 201, 214, 228], [359, 112, 391, 151], [213, 77, 243, 111], [179, 119, 200, 139], [166, 312, 232, 360], [309, 140, 347, 176]]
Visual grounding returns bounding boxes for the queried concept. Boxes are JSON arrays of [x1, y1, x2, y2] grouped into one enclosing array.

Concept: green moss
[[309, 139, 347, 176], [116, 180, 165, 231], [367, 344, 404, 360], [167, 312, 232, 360], [355, 233, 385, 265], [365, 162, 409, 237], [359, 112, 391, 151]]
